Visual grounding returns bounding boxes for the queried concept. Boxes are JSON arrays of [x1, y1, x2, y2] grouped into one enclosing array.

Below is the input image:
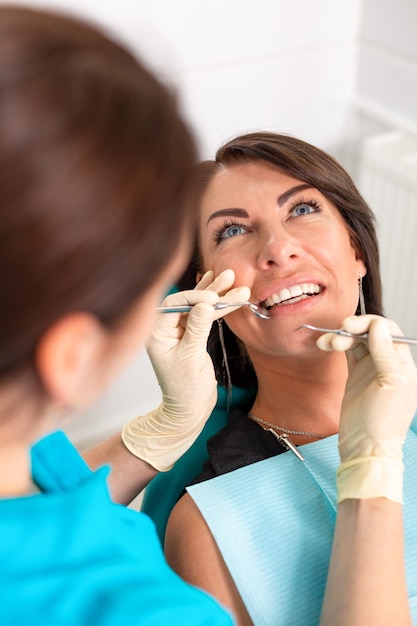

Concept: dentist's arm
[[84, 270, 250, 505], [318, 315, 417, 626]]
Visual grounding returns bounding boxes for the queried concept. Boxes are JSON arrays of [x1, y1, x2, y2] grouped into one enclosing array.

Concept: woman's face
[[199, 160, 366, 356]]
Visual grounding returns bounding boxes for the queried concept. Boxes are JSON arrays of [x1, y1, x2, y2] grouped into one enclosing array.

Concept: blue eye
[[289, 200, 321, 218], [214, 221, 248, 242], [223, 224, 246, 238]]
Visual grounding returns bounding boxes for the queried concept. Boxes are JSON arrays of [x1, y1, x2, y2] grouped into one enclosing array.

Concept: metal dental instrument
[[157, 301, 271, 319], [300, 324, 417, 346]]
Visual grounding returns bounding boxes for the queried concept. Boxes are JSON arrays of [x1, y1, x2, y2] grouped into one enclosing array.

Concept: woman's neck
[[249, 349, 347, 442], [0, 384, 54, 496], [0, 443, 34, 496]]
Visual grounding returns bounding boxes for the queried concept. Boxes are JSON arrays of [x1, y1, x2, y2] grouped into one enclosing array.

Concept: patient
[[164, 132, 417, 626]]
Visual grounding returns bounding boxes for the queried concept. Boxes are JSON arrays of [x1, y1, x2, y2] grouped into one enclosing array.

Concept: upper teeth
[[263, 283, 321, 308]]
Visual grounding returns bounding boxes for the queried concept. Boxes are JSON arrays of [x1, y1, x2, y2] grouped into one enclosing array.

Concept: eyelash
[[287, 197, 322, 218], [213, 220, 248, 243], [212, 197, 323, 243]]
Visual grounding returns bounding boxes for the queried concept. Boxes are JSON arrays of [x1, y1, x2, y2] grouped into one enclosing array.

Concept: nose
[[256, 229, 302, 269]]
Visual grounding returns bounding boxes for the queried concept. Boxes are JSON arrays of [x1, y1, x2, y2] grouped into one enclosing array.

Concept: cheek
[[202, 246, 251, 283], [317, 230, 360, 274]]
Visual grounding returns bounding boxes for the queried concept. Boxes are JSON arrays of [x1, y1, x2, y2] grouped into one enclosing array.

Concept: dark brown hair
[[0, 7, 197, 380], [179, 131, 382, 387]]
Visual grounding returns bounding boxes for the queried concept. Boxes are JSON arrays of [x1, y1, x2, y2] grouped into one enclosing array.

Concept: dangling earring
[[217, 318, 232, 411], [358, 274, 366, 316]]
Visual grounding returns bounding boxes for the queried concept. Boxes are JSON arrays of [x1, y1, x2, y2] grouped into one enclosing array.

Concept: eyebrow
[[206, 183, 314, 224], [206, 207, 249, 225], [277, 184, 313, 206]]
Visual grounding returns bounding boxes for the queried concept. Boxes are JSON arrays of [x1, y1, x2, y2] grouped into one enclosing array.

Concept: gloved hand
[[317, 315, 417, 503], [122, 269, 250, 471]]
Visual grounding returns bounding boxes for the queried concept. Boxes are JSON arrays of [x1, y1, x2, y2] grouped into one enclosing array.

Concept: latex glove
[[122, 269, 250, 471], [317, 315, 417, 503]]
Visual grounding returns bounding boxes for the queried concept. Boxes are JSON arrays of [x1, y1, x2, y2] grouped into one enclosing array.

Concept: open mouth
[[261, 283, 322, 310]]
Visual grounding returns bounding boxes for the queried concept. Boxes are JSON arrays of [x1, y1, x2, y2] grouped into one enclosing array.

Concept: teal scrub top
[[0, 430, 233, 626]]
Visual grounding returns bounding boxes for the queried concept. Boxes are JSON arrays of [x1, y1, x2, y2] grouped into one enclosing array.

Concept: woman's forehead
[[201, 161, 305, 208]]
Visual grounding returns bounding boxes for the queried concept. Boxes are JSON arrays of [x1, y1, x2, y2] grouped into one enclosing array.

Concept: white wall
[[163, 0, 362, 159], [5, 0, 362, 158], [353, 0, 417, 138], [349, 0, 417, 345]]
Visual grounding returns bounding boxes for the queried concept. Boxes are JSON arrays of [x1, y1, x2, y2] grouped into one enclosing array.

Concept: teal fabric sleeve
[[141, 384, 256, 544]]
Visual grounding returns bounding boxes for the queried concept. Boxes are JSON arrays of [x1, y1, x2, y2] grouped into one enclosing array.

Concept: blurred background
[[4, 0, 416, 448]]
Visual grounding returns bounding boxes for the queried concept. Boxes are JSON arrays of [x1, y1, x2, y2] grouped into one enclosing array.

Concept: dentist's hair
[[179, 131, 382, 388], [0, 6, 196, 382]]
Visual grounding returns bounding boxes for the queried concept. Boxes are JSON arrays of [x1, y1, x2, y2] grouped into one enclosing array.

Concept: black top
[[189, 409, 288, 486]]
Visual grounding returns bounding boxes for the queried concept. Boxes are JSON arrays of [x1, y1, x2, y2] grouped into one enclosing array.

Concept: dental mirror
[[157, 301, 270, 319]]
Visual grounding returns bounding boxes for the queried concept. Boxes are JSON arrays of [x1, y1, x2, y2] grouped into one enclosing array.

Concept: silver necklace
[[248, 412, 325, 440]]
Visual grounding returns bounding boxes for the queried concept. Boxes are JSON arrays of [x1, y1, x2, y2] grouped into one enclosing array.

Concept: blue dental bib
[[188, 418, 417, 626]]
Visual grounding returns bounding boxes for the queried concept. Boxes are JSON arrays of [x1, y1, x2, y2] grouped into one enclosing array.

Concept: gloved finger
[[316, 314, 401, 353], [195, 268, 251, 302], [350, 342, 369, 361], [154, 288, 220, 336], [182, 284, 253, 356], [345, 348, 358, 376], [179, 302, 219, 358], [160, 283, 250, 320], [193, 268, 252, 319], [213, 286, 252, 320], [316, 332, 355, 352], [344, 339, 373, 380], [182, 287, 250, 350], [366, 316, 413, 379], [161, 288, 219, 308], [158, 269, 238, 326], [198, 268, 237, 296], [218, 285, 251, 302], [195, 270, 215, 291], [345, 314, 415, 370], [343, 314, 395, 334]]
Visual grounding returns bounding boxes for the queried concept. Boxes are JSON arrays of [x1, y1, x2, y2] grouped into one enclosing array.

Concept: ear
[[35, 313, 105, 407]]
